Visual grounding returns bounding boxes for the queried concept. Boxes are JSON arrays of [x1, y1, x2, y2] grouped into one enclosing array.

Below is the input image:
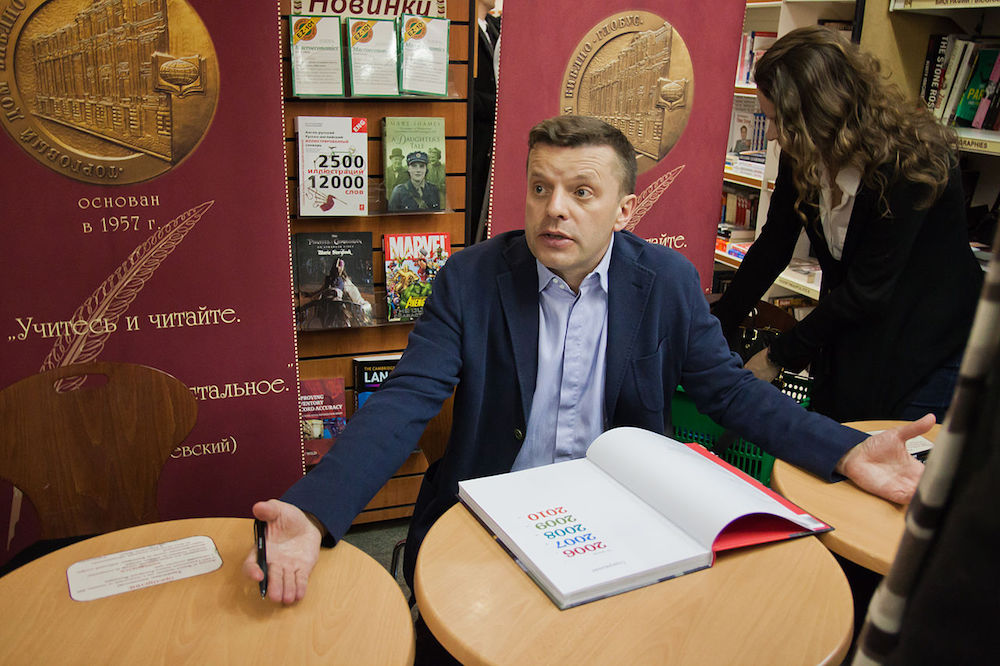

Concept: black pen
[[254, 519, 268, 599]]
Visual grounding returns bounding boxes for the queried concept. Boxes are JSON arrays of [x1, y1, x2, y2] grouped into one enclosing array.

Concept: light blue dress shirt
[[511, 237, 612, 471]]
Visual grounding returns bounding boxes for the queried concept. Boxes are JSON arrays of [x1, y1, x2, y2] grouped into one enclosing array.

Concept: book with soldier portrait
[[382, 116, 446, 212], [293, 232, 376, 331]]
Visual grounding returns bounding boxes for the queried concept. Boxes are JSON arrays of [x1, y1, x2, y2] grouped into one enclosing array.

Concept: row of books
[[734, 31, 776, 86], [297, 115, 447, 217], [299, 353, 402, 466], [920, 33, 1000, 130], [292, 231, 451, 331], [721, 183, 760, 229], [290, 14, 450, 98], [734, 21, 852, 88]]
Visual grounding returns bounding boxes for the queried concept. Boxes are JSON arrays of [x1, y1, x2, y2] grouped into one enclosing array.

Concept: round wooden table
[[0, 518, 414, 665], [415, 504, 853, 665], [770, 420, 939, 575]]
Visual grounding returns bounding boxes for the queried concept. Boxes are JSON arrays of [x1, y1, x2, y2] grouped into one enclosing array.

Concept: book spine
[[972, 52, 1000, 129], [943, 42, 977, 125], [926, 34, 953, 115], [935, 38, 967, 120], [919, 33, 940, 104]]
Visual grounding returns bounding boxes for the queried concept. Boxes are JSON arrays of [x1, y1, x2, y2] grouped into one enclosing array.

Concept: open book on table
[[457, 427, 830, 610]]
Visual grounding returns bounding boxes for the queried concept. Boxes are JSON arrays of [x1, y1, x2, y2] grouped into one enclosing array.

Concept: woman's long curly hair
[[753, 25, 958, 222]]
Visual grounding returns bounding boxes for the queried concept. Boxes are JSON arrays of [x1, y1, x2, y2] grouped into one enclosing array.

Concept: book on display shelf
[[299, 377, 347, 467], [296, 116, 368, 216], [384, 232, 450, 323], [352, 353, 403, 410], [293, 232, 376, 331], [458, 427, 830, 610], [382, 116, 447, 212], [953, 48, 999, 127], [347, 17, 400, 97], [289, 16, 345, 98], [399, 14, 450, 97]]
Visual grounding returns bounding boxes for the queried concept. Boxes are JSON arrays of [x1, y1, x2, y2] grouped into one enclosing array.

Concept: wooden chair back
[[0, 362, 198, 539]]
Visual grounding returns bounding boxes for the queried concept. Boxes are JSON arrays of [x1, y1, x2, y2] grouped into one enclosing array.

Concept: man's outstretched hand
[[242, 499, 323, 605], [835, 413, 935, 504]]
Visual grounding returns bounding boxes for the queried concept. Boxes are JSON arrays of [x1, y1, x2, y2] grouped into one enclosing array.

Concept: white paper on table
[[66, 535, 222, 602]]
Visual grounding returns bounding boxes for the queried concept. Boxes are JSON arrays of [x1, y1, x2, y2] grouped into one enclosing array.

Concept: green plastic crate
[[671, 372, 812, 487]]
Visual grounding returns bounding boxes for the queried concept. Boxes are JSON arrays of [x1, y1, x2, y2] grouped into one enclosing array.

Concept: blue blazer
[[283, 231, 863, 584]]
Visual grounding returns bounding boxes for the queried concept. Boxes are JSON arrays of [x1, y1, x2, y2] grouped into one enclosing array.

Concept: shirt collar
[[830, 166, 862, 199], [535, 234, 614, 294]]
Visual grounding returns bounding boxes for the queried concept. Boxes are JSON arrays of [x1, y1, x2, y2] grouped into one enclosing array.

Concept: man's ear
[[614, 193, 638, 231]]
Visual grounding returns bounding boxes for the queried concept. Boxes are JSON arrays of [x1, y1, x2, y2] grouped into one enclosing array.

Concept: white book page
[[586, 428, 810, 549], [459, 458, 708, 602]]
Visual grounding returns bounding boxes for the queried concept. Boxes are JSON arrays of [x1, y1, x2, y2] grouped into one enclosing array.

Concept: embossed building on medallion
[[29, 0, 173, 160], [586, 22, 681, 160]]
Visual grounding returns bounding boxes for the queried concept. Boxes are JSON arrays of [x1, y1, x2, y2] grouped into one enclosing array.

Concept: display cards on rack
[[347, 17, 399, 97], [289, 16, 345, 97], [399, 15, 450, 96]]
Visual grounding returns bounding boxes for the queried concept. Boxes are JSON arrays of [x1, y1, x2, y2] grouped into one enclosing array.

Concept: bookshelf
[[716, 1, 860, 302], [280, 0, 473, 523], [862, 1, 1000, 234]]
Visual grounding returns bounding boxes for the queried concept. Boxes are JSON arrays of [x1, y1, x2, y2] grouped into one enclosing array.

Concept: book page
[[586, 428, 818, 549], [459, 459, 708, 604]]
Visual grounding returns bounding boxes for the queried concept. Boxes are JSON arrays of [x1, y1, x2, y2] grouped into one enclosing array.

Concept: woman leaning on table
[[711, 26, 984, 423]]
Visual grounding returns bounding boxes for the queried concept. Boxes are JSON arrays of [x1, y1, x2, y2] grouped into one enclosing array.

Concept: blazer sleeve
[[281, 253, 467, 543], [711, 157, 802, 339]]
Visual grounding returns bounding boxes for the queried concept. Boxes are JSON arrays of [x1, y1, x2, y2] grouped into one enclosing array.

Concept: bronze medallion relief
[[560, 11, 693, 175], [0, 0, 218, 184]]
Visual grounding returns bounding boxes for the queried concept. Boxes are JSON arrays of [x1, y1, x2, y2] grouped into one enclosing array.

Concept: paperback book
[[353, 353, 403, 409], [293, 232, 376, 330], [399, 14, 450, 96], [458, 427, 829, 609], [299, 377, 347, 466], [347, 17, 399, 97], [382, 116, 446, 212], [296, 116, 369, 216], [289, 16, 345, 97], [384, 232, 450, 322]]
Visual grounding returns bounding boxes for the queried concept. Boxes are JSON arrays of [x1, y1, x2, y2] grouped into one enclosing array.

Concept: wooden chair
[[0, 362, 198, 540]]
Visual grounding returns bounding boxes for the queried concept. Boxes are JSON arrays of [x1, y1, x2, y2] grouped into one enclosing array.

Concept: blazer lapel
[[498, 238, 539, 421], [605, 233, 654, 422]]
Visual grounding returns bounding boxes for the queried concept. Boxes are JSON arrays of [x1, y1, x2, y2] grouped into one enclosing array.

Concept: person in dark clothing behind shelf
[[711, 26, 984, 423], [244, 115, 930, 617], [469, 0, 501, 242]]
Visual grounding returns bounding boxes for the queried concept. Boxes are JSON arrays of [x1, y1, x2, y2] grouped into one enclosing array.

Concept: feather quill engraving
[[625, 165, 684, 232], [41, 200, 215, 373]]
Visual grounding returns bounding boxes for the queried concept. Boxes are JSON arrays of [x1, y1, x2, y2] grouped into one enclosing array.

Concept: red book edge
[[678, 442, 833, 555]]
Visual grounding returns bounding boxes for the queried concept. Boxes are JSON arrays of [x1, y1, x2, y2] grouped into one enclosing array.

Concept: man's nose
[[546, 188, 569, 218]]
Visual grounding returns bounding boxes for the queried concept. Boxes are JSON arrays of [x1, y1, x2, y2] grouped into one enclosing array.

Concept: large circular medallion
[[0, 0, 219, 184], [560, 11, 693, 175]]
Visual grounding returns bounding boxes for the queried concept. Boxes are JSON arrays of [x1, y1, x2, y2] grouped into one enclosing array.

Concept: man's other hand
[[242, 499, 323, 605], [836, 414, 935, 504]]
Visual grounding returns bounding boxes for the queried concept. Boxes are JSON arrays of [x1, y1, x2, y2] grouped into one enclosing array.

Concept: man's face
[[408, 161, 427, 183], [524, 144, 635, 292], [429, 150, 441, 164], [390, 155, 403, 168]]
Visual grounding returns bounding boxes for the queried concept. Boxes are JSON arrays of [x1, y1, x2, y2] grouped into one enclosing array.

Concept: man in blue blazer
[[245, 116, 929, 604]]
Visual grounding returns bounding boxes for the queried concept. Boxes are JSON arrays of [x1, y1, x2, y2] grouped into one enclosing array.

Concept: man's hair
[[528, 115, 637, 195]]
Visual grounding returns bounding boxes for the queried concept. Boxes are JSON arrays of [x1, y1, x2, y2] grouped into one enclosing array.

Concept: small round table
[[415, 504, 853, 665], [0, 518, 415, 664], [770, 420, 939, 574]]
